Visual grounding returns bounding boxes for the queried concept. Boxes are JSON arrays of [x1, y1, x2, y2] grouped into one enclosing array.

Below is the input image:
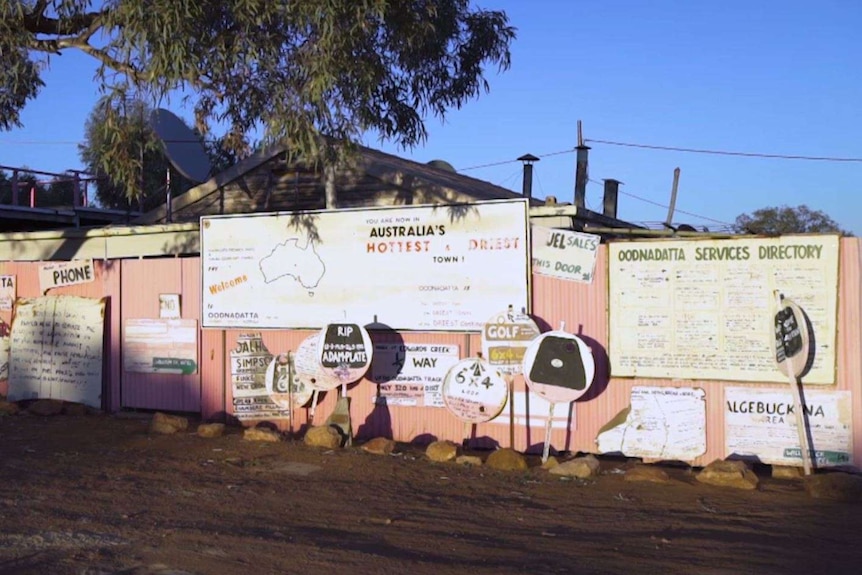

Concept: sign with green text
[[123, 319, 198, 375]]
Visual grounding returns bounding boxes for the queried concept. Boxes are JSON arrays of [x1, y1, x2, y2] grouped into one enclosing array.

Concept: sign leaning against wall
[[200, 199, 530, 331], [608, 235, 839, 384]]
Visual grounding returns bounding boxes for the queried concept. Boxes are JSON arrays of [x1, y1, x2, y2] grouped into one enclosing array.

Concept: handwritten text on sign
[[200, 199, 530, 331], [531, 226, 600, 284], [608, 235, 839, 383], [38, 260, 95, 293], [8, 296, 105, 408], [596, 387, 706, 461], [370, 343, 459, 407]]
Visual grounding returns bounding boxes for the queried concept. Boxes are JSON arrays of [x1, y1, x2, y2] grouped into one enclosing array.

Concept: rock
[[804, 473, 862, 501], [549, 454, 601, 478], [27, 399, 64, 416], [455, 455, 483, 466], [62, 403, 88, 416], [150, 412, 189, 434], [243, 427, 281, 443], [696, 459, 758, 490], [150, 421, 180, 435], [772, 465, 804, 480], [425, 440, 460, 462], [303, 425, 342, 449], [541, 456, 560, 470], [486, 448, 529, 472], [197, 423, 225, 438], [361, 437, 396, 455], [0, 401, 20, 416], [625, 465, 671, 484]]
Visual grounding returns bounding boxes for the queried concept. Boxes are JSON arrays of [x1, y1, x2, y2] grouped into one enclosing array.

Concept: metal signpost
[[522, 323, 596, 462], [773, 291, 813, 475]]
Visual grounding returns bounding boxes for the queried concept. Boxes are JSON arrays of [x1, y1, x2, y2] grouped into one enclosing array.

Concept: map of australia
[[259, 238, 326, 291]]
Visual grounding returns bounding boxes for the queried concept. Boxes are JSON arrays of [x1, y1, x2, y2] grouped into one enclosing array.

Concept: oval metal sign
[[481, 307, 541, 376], [774, 296, 811, 379], [318, 323, 373, 384], [264, 353, 313, 407], [441, 357, 509, 424], [522, 330, 595, 403], [294, 333, 341, 391]]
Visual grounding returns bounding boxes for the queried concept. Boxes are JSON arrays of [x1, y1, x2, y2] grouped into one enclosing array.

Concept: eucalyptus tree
[[3, 1, 515, 202]]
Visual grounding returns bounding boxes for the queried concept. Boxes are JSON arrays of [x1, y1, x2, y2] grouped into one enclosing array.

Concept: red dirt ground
[[0, 410, 860, 575]]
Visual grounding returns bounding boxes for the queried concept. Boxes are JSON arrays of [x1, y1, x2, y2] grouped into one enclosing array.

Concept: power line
[[618, 189, 733, 226], [585, 138, 862, 163], [459, 147, 575, 171], [0, 139, 81, 145]]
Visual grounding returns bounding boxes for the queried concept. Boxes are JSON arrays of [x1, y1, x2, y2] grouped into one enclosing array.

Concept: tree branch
[[29, 35, 143, 84], [23, 8, 105, 37]]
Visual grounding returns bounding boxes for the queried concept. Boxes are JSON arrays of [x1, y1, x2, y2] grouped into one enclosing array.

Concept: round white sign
[[522, 330, 595, 403], [264, 353, 314, 407], [318, 323, 373, 384], [441, 357, 509, 424], [774, 297, 811, 379], [294, 333, 341, 391], [481, 307, 541, 376]]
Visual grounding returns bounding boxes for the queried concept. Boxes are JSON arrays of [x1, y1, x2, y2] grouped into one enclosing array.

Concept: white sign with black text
[[38, 260, 96, 293], [531, 226, 600, 283]]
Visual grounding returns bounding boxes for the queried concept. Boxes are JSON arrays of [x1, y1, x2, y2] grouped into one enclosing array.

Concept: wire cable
[[585, 138, 862, 163]]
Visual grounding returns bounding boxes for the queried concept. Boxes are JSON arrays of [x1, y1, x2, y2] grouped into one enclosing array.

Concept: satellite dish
[[427, 159, 457, 173], [149, 108, 214, 183]]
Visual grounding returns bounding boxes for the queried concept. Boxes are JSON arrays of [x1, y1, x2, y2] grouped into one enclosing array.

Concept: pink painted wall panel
[[0, 260, 118, 410], [120, 258, 201, 412]]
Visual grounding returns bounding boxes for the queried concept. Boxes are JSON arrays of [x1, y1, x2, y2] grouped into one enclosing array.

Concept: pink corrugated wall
[[1, 238, 859, 466], [120, 258, 201, 412], [0, 260, 121, 410]]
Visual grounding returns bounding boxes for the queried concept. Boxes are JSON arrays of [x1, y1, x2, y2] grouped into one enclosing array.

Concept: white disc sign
[[294, 333, 341, 392], [264, 353, 313, 407], [318, 323, 373, 384], [522, 331, 595, 403], [442, 357, 509, 424], [481, 307, 541, 376]]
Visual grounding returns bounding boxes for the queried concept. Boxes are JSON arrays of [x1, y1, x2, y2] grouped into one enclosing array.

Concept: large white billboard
[[201, 200, 530, 331], [609, 235, 839, 384]]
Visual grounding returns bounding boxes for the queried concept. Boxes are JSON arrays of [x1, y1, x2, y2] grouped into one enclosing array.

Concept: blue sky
[[2, 0, 860, 233]]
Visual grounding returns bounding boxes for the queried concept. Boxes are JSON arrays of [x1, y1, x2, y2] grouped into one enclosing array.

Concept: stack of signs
[[318, 323, 373, 384], [481, 307, 541, 376], [441, 357, 508, 424], [230, 333, 290, 421], [522, 330, 595, 403]]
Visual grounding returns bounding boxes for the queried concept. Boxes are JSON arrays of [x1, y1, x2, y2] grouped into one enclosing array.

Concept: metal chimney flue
[[574, 145, 590, 208], [602, 179, 621, 218], [517, 153, 540, 198]]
